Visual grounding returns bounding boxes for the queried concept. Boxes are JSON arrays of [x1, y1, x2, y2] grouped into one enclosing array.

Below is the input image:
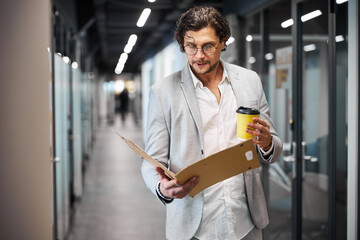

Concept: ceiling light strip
[[281, 9, 322, 29], [301, 10, 322, 22], [336, 0, 348, 4], [137, 8, 151, 27]]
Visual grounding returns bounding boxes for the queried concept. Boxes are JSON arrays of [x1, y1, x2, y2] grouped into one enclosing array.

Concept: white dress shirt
[[189, 63, 255, 239]]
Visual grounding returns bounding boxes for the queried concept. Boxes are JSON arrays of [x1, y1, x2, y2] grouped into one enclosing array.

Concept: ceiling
[[87, 0, 224, 74], [57, 0, 277, 75]]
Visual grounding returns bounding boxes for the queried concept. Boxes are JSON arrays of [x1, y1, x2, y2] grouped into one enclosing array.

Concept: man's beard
[[191, 60, 219, 75]]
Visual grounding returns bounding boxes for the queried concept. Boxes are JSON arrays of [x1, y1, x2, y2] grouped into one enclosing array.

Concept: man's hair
[[174, 6, 231, 52]]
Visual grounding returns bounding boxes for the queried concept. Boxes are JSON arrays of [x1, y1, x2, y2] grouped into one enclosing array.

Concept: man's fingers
[[173, 177, 200, 198], [247, 122, 269, 133], [156, 164, 200, 198], [245, 128, 261, 137], [162, 178, 179, 189], [253, 117, 269, 128], [184, 176, 200, 192], [155, 166, 171, 180], [155, 167, 165, 177], [161, 176, 199, 199], [246, 122, 272, 149]]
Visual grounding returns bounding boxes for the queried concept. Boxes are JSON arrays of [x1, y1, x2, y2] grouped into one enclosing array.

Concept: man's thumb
[[155, 167, 166, 179]]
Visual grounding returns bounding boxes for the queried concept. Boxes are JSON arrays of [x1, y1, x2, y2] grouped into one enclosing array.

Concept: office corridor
[[1, 1, 358, 239], [67, 114, 166, 240]]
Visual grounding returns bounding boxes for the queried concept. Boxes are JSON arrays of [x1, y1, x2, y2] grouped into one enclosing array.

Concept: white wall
[[141, 58, 154, 136], [141, 42, 187, 137], [222, 14, 241, 64], [0, 0, 53, 239]]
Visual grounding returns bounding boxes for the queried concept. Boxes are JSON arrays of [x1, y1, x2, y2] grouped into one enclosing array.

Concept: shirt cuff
[[156, 181, 174, 204], [259, 140, 274, 157]]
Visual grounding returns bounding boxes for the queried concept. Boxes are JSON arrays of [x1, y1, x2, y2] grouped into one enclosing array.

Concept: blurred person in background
[[141, 6, 282, 240], [119, 87, 129, 125]]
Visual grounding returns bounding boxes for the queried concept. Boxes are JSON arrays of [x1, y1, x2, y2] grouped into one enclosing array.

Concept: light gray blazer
[[141, 61, 282, 240]]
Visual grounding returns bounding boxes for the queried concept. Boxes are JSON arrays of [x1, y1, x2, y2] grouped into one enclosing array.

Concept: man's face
[[184, 26, 225, 76]]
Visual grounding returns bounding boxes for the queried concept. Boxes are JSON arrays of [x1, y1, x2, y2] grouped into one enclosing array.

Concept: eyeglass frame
[[183, 41, 221, 56]]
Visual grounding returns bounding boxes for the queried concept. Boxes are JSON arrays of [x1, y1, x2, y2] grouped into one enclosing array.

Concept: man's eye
[[203, 44, 212, 50], [187, 45, 196, 49]]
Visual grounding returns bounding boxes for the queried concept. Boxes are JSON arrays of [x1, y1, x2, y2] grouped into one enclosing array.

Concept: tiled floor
[[67, 114, 166, 240]]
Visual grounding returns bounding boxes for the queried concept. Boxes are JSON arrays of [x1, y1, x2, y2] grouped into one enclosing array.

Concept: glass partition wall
[[241, 0, 349, 239]]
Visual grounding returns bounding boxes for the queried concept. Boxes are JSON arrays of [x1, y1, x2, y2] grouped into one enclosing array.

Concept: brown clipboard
[[113, 130, 260, 197]]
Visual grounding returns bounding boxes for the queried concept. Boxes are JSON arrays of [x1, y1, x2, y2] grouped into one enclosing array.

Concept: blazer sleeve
[[256, 73, 283, 163], [141, 87, 171, 198]]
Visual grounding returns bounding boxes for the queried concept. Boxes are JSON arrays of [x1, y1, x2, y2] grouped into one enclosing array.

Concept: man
[[141, 6, 282, 240]]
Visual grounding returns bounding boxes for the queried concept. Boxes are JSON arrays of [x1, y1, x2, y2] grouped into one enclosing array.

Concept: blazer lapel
[[180, 65, 205, 151], [224, 62, 242, 107]]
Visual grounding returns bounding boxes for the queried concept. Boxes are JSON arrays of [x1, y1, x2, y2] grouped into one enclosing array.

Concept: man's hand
[[155, 167, 200, 199], [246, 117, 272, 151]]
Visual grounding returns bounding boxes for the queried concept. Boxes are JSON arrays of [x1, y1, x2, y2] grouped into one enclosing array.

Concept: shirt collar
[[188, 60, 229, 89]]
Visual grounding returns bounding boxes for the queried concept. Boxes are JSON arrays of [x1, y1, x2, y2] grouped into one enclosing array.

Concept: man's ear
[[221, 41, 227, 51], [221, 40, 227, 51]]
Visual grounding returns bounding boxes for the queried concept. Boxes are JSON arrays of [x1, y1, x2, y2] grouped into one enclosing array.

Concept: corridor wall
[[0, 0, 53, 239], [54, 54, 71, 240]]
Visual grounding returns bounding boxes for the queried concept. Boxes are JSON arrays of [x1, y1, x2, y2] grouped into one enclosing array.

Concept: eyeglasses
[[183, 42, 220, 56]]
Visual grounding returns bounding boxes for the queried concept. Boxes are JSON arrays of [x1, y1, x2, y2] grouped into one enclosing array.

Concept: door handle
[[283, 142, 296, 177], [301, 141, 318, 178], [283, 142, 296, 162], [284, 141, 318, 162], [283, 141, 318, 178], [301, 141, 318, 162]]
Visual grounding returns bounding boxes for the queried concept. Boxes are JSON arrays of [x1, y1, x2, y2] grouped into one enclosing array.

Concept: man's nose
[[194, 48, 205, 58]]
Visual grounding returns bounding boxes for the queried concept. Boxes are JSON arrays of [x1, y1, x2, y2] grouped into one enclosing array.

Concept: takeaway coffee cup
[[236, 106, 260, 140]]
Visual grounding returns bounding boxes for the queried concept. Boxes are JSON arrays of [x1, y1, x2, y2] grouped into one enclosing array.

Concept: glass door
[[297, 0, 348, 238], [261, 0, 293, 239], [300, 0, 329, 238]]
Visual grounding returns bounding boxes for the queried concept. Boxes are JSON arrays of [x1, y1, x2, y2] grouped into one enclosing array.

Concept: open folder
[[113, 130, 260, 197]]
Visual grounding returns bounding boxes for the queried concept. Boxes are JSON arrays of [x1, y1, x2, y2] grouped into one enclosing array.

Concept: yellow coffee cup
[[236, 106, 260, 139]]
